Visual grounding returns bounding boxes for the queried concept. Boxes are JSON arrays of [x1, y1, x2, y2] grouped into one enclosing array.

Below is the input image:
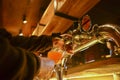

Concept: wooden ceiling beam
[[33, 0, 100, 35], [32, 0, 54, 36]]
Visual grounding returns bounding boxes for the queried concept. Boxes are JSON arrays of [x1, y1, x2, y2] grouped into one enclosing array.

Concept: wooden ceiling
[[0, 0, 100, 36], [0, 0, 50, 36], [1, 0, 120, 36], [32, 0, 100, 36]]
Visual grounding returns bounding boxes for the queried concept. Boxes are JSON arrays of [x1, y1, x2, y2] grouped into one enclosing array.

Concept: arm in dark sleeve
[[10, 33, 62, 54], [10, 35, 53, 52], [0, 37, 40, 80]]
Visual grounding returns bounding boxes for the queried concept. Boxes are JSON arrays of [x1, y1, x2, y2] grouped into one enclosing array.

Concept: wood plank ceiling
[[0, 0, 100, 36], [0, 0, 50, 36], [32, 0, 100, 36]]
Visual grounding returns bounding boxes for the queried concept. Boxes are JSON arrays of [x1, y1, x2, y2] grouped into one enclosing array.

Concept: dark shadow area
[[87, 0, 120, 26], [0, 0, 3, 27]]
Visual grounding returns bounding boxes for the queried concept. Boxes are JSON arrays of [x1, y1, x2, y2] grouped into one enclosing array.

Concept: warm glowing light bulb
[[19, 33, 23, 36], [23, 20, 27, 24]]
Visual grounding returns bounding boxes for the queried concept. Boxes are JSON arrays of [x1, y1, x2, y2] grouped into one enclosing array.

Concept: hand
[[37, 57, 55, 79], [53, 33, 75, 54], [61, 33, 75, 54], [52, 38, 64, 50], [60, 33, 72, 38]]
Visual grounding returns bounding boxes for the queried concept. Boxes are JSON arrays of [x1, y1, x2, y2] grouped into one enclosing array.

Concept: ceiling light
[[19, 33, 23, 36], [23, 20, 27, 24], [19, 29, 23, 36], [23, 15, 27, 24]]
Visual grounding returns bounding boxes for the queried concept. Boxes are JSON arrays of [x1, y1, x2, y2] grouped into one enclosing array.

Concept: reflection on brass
[[52, 24, 120, 80], [74, 24, 120, 54]]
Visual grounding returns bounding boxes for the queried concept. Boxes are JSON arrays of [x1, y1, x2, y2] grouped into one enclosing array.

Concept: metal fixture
[[53, 24, 120, 80]]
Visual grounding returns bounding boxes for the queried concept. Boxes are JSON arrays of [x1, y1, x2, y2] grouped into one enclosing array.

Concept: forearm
[[0, 38, 40, 80], [10, 35, 53, 52]]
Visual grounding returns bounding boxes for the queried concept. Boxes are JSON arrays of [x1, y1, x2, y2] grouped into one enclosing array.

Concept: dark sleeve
[[0, 37, 40, 80], [10, 33, 62, 56], [10, 35, 53, 52]]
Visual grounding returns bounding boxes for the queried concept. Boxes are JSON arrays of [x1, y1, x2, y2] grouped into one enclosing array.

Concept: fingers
[[61, 34, 72, 37], [53, 38, 64, 50]]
